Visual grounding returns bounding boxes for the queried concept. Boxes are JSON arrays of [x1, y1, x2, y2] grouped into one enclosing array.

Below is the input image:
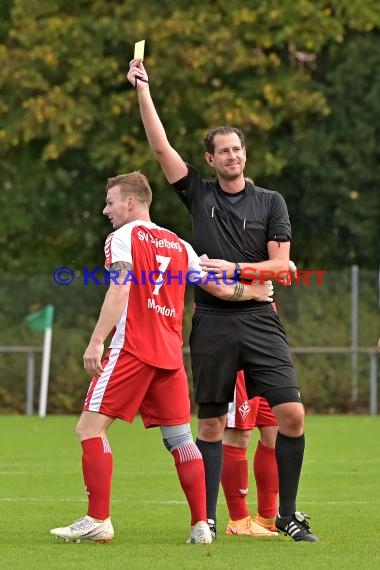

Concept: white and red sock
[[172, 442, 207, 525]]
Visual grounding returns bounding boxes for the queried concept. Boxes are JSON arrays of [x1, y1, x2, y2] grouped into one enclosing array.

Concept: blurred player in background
[[50, 172, 273, 545], [222, 270, 296, 536], [223, 376, 279, 535]]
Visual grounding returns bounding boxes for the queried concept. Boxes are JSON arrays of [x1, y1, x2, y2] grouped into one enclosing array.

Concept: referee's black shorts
[[189, 303, 301, 416]]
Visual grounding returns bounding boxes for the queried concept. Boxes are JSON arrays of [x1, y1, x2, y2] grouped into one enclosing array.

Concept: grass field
[[1, 415, 379, 569]]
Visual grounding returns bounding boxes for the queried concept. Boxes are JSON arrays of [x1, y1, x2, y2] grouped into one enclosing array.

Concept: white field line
[[0, 497, 378, 505]]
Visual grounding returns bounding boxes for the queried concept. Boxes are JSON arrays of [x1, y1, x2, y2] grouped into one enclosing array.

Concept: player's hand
[[247, 280, 274, 302], [200, 258, 236, 278], [278, 259, 297, 286], [127, 58, 149, 90], [83, 340, 104, 377], [289, 260, 297, 276]]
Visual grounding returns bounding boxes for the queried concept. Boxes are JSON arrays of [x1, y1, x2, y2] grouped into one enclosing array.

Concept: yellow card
[[134, 40, 145, 60]]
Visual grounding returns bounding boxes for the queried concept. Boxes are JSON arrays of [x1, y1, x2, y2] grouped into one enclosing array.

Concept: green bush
[[0, 270, 378, 414]]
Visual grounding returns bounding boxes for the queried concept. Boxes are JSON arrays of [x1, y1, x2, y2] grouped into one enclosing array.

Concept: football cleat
[[50, 515, 114, 543], [207, 519, 217, 541], [253, 513, 278, 533], [275, 512, 319, 542], [226, 515, 278, 536], [187, 520, 213, 544]]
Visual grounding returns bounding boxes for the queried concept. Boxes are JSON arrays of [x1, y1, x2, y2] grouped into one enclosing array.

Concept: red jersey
[[104, 220, 203, 369]]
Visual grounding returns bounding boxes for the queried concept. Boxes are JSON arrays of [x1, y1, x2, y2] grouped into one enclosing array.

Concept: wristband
[[227, 281, 244, 302], [134, 76, 149, 89]]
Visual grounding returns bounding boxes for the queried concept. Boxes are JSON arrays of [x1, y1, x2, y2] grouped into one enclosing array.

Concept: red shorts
[[226, 371, 278, 430], [83, 348, 191, 428]]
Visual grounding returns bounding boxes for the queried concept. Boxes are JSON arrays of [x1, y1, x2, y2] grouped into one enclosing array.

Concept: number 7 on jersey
[[152, 255, 171, 295]]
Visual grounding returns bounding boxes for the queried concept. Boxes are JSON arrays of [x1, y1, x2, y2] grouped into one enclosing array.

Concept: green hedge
[[0, 270, 378, 414]]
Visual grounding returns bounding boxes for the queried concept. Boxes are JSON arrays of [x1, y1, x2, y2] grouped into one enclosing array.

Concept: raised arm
[[127, 58, 188, 184]]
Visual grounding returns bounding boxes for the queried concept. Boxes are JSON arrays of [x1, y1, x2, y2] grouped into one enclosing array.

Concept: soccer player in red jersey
[[50, 172, 273, 545]]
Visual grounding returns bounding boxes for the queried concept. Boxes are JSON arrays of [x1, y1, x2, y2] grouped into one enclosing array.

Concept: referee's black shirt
[[172, 164, 292, 309]]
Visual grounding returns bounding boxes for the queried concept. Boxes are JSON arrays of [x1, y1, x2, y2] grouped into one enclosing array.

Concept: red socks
[[222, 441, 279, 521], [172, 443, 207, 525], [80, 437, 277, 525], [81, 437, 207, 525], [81, 437, 113, 520], [221, 444, 250, 520], [253, 440, 278, 518]]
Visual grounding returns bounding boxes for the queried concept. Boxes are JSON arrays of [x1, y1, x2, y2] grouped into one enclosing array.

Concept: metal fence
[[0, 267, 378, 414]]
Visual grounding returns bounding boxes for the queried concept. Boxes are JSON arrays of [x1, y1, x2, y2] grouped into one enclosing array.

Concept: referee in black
[[128, 58, 318, 543]]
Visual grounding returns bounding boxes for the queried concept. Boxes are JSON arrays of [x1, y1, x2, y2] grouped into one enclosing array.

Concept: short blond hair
[[106, 171, 152, 207]]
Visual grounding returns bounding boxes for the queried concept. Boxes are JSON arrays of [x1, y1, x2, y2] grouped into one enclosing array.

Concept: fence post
[[351, 265, 359, 403], [369, 351, 378, 416], [26, 350, 35, 415]]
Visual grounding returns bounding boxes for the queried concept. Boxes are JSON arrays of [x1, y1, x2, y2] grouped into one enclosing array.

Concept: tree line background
[[0, 0, 379, 413]]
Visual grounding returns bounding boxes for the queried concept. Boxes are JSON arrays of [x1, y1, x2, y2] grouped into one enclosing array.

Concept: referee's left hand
[[278, 260, 297, 286]]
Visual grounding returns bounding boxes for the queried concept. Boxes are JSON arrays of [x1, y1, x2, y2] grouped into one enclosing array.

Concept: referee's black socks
[[196, 439, 223, 524], [275, 432, 305, 517]]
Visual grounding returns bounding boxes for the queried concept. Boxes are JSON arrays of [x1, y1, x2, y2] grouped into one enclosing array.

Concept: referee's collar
[[216, 178, 250, 198]]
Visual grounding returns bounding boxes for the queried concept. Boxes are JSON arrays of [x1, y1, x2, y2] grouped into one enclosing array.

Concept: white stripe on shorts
[[226, 384, 238, 428], [87, 348, 121, 412]]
